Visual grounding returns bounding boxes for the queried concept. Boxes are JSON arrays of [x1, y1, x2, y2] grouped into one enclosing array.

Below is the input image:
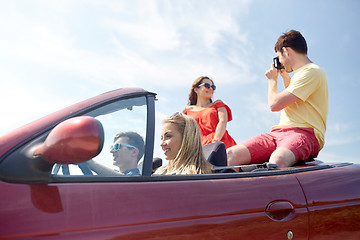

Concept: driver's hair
[[114, 132, 144, 162], [155, 113, 212, 175]]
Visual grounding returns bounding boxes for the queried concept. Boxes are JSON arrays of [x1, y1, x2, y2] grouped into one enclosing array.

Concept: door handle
[[265, 201, 295, 221]]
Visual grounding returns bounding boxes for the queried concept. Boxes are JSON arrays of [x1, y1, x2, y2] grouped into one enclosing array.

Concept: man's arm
[[279, 69, 291, 88], [266, 66, 300, 112], [87, 160, 123, 176]]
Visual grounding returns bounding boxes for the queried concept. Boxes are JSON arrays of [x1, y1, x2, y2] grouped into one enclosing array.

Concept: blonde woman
[[155, 113, 212, 175]]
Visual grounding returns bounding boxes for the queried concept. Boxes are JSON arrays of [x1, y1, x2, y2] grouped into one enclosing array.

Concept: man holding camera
[[227, 30, 328, 168]]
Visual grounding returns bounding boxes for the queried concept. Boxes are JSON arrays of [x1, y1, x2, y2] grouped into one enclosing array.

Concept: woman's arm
[[213, 106, 228, 142]]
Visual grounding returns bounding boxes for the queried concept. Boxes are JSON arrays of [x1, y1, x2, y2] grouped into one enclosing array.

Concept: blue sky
[[1, 0, 359, 163]]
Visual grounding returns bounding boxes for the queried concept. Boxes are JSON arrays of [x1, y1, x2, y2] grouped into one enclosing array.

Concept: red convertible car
[[0, 88, 359, 240]]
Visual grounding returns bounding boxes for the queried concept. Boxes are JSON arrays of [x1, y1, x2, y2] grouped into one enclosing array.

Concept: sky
[[1, 0, 359, 164]]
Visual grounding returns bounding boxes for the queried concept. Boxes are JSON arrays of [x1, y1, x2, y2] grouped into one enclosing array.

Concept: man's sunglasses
[[199, 82, 216, 90], [110, 142, 136, 151]]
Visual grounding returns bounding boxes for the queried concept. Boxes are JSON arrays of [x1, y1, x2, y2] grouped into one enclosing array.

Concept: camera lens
[[273, 57, 284, 69]]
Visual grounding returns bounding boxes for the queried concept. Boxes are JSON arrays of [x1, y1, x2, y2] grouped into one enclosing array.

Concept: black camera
[[273, 57, 284, 69]]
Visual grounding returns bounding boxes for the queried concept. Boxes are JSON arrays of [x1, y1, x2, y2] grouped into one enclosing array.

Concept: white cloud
[[0, 0, 255, 92], [98, 0, 255, 87], [0, 80, 73, 134], [242, 93, 280, 127], [317, 151, 360, 164], [104, 15, 180, 51], [325, 135, 360, 146], [324, 123, 360, 146]]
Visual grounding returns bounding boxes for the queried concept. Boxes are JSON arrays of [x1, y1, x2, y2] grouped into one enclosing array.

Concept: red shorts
[[243, 127, 321, 164]]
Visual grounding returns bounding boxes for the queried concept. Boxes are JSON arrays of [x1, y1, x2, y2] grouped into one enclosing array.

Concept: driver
[[111, 132, 144, 175], [87, 131, 144, 176]]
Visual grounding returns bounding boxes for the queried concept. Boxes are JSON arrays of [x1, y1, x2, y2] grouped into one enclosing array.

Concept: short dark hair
[[275, 30, 308, 54], [114, 132, 145, 162]]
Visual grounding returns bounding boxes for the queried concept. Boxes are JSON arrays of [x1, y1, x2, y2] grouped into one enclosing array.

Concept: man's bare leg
[[227, 144, 251, 171], [269, 147, 296, 168]]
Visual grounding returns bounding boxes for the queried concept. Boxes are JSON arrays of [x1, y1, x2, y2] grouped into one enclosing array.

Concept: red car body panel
[[0, 88, 359, 239], [1, 174, 309, 239], [296, 165, 360, 240]]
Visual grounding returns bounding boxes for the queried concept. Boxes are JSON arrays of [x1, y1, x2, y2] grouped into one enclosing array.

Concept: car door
[[0, 90, 309, 239], [0, 173, 309, 239], [295, 164, 360, 240]]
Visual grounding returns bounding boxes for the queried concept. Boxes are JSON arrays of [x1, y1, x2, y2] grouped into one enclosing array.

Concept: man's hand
[[266, 64, 300, 112], [265, 65, 278, 81], [279, 69, 291, 88]]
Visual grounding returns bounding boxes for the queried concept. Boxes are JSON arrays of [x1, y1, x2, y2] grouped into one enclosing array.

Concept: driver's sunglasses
[[199, 82, 216, 90], [110, 142, 136, 151]]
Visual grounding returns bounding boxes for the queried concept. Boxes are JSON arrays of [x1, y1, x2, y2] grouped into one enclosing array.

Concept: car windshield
[[51, 96, 147, 176]]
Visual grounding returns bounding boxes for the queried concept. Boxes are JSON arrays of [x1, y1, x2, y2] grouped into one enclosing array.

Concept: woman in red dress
[[182, 76, 237, 149]]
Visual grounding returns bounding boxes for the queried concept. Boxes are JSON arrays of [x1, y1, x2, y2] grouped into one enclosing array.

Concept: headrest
[[203, 142, 227, 166], [152, 157, 163, 173]]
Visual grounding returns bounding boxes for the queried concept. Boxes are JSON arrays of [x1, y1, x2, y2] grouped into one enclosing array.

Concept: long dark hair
[[188, 76, 214, 105]]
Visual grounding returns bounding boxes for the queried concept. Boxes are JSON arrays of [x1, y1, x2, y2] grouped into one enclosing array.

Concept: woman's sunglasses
[[169, 112, 181, 119], [110, 142, 136, 151], [199, 82, 216, 90]]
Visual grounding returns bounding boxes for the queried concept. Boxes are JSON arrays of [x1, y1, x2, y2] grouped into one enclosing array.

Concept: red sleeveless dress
[[183, 102, 237, 149]]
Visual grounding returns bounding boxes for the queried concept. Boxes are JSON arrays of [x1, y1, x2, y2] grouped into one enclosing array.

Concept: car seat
[[203, 142, 235, 173], [152, 157, 162, 173]]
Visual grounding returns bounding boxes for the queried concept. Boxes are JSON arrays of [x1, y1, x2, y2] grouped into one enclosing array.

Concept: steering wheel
[[52, 162, 94, 175]]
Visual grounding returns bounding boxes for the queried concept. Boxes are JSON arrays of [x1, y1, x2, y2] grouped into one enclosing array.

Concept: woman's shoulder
[[213, 99, 224, 104], [211, 100, 227, 108], [183, 101, 227, 112], [183, 105, 205, 112], [211, 100, 233, 114], [183, 105, 195, 112]]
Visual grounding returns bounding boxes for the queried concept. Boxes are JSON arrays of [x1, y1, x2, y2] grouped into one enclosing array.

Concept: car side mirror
[[34, 116, 104, 164]]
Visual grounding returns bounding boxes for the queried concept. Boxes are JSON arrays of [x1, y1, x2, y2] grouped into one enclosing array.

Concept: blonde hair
[[155, 114, 212, 175]]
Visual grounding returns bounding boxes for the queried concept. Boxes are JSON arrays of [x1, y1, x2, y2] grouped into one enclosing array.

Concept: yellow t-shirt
[[275, 63, 328, 149]]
